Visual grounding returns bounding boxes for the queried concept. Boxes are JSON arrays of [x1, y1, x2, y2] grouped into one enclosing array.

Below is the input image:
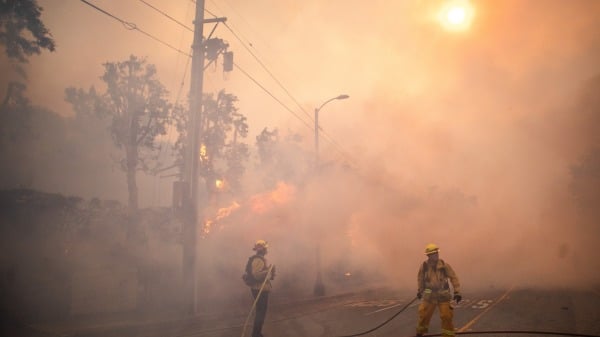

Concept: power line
[[234, 59, 358, 176], [82, 0, 311, 130], [233, 63, 313, 131], [212, 0, 265, 48], [154, 48, 191, 176], [218, 15, 356, 165], [137, 0, 194, 32], [212, 0, 310, 122], [223, 22, 314, 123], [202, 0, 314, 125], [135, 0, 308, 130], [80, 0, 194, 207], [81, 0, 355, 166], [204, 8, 218, 18], [80, 0, 306, 129], [198, 1, 316, 131], [189, 0, 218, 18], [79, 0, 191, 57], [319, 132, 358, 167]]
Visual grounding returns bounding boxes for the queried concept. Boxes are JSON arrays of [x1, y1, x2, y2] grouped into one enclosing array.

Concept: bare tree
[[65, 55, 171, 212]]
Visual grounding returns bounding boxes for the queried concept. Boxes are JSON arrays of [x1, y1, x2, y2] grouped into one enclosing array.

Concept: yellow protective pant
[[416, 300, 455, 336]]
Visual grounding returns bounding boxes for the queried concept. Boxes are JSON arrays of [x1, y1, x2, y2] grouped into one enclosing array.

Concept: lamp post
[[313, 94, 349, 296], [314, 94, 349, 167]]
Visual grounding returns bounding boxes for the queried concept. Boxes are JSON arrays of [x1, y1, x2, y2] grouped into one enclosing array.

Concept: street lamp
[[313, 94, 349, 296], [314, 94, 349, 166]]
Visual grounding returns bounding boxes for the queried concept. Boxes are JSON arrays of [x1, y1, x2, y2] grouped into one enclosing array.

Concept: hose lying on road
[[334, 296, 419, 337], [333, 297, 600, 337], [241, 264, 274, 337], [415, 331, 600, 337]]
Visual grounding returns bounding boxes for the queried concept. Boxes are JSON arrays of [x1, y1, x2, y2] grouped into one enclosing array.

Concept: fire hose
[[417, 332, 599, 337], [170, 290, 599, 337], [332, 296, 600, 337], [334, 296, 419, 337], [241, 264, 274, 337]]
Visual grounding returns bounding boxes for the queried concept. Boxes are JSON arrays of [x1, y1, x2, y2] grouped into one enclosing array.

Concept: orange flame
[[202, 219, 213, 237], [215, 201, 241, 220], [201, 201, 241, 238], [199, 182, 295, 238], [249, 182, 295, 214]]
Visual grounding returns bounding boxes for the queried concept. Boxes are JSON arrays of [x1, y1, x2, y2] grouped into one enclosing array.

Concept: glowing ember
[[199, 143, 208, 161], [202, 219, 213, 238]]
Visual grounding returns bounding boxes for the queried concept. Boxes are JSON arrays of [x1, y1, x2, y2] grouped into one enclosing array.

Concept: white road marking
[[457, 286, 515, 333], [471, 299, 493, 309]]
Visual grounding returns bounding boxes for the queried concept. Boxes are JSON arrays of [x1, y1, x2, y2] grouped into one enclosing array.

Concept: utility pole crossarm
[[203, 17, 227, 24]]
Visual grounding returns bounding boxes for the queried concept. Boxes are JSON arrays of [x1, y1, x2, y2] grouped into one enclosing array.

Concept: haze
[[1, 0, 599, 303]]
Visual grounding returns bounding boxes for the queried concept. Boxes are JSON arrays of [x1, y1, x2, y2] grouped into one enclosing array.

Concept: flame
[[202, 220, 213, 237], [215, 201, 241, 220], [199, 143, 208, 161], [199, 182, 296, 238], [249, 182, 296, 214], [201, 201, 241, 238]]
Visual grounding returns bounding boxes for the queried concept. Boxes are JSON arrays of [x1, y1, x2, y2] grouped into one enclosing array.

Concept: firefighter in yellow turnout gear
[[416, 243, 462, 337]]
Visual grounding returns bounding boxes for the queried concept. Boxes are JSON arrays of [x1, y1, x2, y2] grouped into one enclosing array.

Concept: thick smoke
[[1, 1, 599, 317]]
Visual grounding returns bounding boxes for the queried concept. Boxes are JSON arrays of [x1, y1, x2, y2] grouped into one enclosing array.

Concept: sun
[[447, 6, 467, 25], [439, 1, 474, 31]]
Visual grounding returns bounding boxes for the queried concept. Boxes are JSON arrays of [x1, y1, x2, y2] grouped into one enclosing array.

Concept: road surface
[[28, 287, 600, 337]]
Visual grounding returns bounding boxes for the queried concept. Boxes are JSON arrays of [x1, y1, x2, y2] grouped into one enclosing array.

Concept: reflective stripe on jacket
[[417, 259, 460, 299]]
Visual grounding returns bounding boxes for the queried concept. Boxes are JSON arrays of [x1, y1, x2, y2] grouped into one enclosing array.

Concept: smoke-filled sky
[[2, 0, 600, 295]]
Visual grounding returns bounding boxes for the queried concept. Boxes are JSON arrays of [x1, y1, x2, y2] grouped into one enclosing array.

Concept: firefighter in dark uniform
[[248, 240, 275, 337]]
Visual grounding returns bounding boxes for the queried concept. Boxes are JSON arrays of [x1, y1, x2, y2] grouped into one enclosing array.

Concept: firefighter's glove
[[417, 291, 422, 300], [270, 265, 276, 280], [453, 294, 462, 303]]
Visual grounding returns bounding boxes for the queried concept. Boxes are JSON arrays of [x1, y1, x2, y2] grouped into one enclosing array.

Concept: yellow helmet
[[424, 243, 440, 255], [253, 239, 269, 250]]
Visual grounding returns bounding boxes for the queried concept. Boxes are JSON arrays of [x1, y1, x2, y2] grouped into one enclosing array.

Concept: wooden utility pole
[[181, 0, 227, 316], [181, 0, 205, 315]]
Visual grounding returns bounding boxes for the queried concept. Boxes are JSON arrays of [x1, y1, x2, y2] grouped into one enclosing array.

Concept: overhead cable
[[79, 0, 191, 57], [137, 0, 194, 32], [223, 22, 313, 122], [222, 21, 357, 165], [233, 63, 313, 130]]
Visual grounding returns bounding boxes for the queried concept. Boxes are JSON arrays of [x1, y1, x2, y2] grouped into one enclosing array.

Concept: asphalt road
[[255, 287, 600, 337], [28, 287, 600, 337]]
